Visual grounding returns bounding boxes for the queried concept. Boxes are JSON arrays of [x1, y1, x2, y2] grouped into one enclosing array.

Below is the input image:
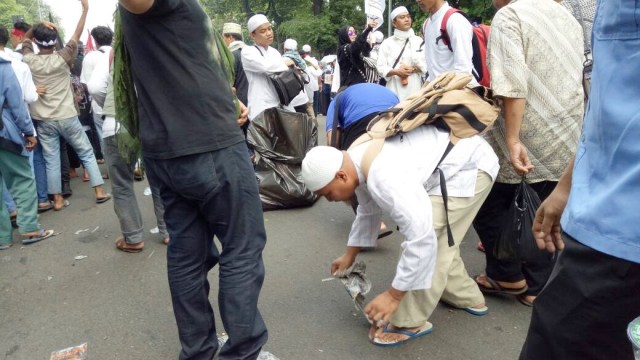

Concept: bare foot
[[53, 194, 67, 211]]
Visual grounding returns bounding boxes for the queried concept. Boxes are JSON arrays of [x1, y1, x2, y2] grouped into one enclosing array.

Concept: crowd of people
[[0, 0, 638, 359]]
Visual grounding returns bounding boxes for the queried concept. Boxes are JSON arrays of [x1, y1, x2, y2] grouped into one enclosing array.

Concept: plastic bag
[[494, 177, 544, 262], [247, 107, 319, 210]]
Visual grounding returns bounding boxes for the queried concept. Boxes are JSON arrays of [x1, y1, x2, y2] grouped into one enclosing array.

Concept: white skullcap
[[301, 146, 344, 192], [283, 38, 298, 50], [222, 22, 242, 35], [248, 14, 269, 33], [390, 6, 409, 21], [302, 44, 311, 53], [373, 31, 384, 43]]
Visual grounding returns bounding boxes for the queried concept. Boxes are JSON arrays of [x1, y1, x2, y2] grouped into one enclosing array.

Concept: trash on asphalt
[[50, 342, 87, 360], [74, 255, 88, 260]]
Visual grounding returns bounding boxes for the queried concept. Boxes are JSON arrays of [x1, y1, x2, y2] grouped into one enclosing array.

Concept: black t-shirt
[[120, 0, 243, 159]]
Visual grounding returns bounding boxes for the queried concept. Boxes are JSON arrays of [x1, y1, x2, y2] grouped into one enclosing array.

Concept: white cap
[[248, 14, 269, 33], [283, 38, 298, 50], [390, 6, 409, 21], [301, 146, 344, 192], [302, 44, 311, 53], [222, 22, 242, 35]]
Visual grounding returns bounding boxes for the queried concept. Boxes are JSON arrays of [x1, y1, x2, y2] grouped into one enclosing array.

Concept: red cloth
[[85, 29, 95, 54]]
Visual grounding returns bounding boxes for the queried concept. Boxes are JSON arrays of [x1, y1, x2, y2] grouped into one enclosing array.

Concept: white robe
[[377, 30, 427, 101], [242, 44, 302, 120]]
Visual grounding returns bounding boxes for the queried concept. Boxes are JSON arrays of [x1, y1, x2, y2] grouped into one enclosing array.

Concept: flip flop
[[372, 322, 433, 347], [475, 275, 528, 296], [96, 195, 111, 204], [441, 300, 489, 316], [377, 230, 393, 240], [115, 237, 144, 253], [517, 294, 534, 307], [0, 243, 12, 250], [463, 305, 489, 316], [38, 201, 54, 213], [22, 229, 55, 245]]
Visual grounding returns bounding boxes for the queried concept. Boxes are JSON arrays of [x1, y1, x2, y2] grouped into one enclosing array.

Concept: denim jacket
[[0, 58, 32, 156]]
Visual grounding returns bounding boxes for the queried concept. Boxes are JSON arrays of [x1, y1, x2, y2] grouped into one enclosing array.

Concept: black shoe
[[61, 182, 73, 198]]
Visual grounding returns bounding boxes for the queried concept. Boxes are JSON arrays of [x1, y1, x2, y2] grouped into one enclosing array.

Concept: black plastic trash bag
[[494, 177, 544, 262], [247, 107, 319, 210]]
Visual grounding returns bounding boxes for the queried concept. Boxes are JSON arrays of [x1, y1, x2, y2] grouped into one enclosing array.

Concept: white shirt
[[377, 29, 427, 101], [0, 50, 38, 105], [347, 126, 498, 291], [423, 3, 478, 86], [81, 46, 112, 115], [242, 44, 297, 120], [86, 54, 118, 138], [0, 49, 37, 134]]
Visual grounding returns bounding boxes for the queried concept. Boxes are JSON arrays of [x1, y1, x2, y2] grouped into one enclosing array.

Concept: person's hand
[[237, 100, 248, 127], [24, 136, 37, 151], [331, 252, 356, 276], [365, 290, 402, 340], [397, 65, 413, 78], [533, 187, 569, 253], [36, 85, 46, 96], [40, 21, 58, 31], [283, 58, 295, 67], [507, 141, 534, 175]]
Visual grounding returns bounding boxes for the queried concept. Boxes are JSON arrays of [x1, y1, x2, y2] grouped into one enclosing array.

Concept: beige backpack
[[348, 72, 500, 246]]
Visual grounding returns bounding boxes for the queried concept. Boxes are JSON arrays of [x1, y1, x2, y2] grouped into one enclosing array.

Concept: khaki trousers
[[390, 171, 493, 328]]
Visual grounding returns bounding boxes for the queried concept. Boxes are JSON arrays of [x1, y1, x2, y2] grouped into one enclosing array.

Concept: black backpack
[[254, 46, 308, 106]]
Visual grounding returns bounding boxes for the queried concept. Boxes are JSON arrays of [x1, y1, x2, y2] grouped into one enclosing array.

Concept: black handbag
[[269, 67, 307, 106], [254, 46, 308, 106]]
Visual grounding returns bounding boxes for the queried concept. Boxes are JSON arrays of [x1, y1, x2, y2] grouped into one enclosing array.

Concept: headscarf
[[283, 49, 307, 69], [338, 26, 352, 46]]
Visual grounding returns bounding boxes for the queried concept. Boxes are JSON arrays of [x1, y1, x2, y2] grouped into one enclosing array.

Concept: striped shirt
[[486, 0, 584, 183]]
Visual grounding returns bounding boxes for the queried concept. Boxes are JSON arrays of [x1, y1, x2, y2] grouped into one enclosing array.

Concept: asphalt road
[[0, 116, 532, 359]]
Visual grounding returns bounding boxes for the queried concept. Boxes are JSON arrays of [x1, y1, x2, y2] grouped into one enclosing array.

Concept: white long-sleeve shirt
[[0, 50, 38, 105], [423, 3, 478, 86], [377, 30, 427, 101], [0, 49, 37, 135], [347, 126, 498, 291], [242, 44, 297, 120], [81, 46, 112, 115]]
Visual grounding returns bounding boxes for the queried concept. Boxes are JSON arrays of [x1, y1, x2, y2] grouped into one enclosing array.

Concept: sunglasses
[[348, 30, 357, 36]]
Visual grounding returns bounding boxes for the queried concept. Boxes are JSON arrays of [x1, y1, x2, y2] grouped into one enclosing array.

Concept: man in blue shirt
[[326, 83, 398, 149], [0, 58, 54, 249], [521, 1, 640, 359]]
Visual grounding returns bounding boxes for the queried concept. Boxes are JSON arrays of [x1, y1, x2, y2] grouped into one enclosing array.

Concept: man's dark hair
[[32, 23, 58, 49], [224, 33, 243, 42], [13, 21, 31, 33], [90, 26, 113, 47], [0, 26, 9, 47]]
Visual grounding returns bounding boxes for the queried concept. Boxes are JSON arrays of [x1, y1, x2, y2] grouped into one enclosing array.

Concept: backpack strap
[[392, 38, 411, 69], [440, 8, 462, 52], [359, 137, 385, 182], [330, 92, 342, 147], [254, 45, 264, 57], [434, 142, 455, 247]]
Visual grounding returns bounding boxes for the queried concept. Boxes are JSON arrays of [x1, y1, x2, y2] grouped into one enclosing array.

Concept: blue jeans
[[145, 142, 268, 360], [32, 142, 48, 203], [35, 117, 103, 194]]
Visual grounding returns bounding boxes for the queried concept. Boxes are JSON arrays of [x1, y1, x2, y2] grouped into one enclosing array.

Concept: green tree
[[198, 0, 494, 56]]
